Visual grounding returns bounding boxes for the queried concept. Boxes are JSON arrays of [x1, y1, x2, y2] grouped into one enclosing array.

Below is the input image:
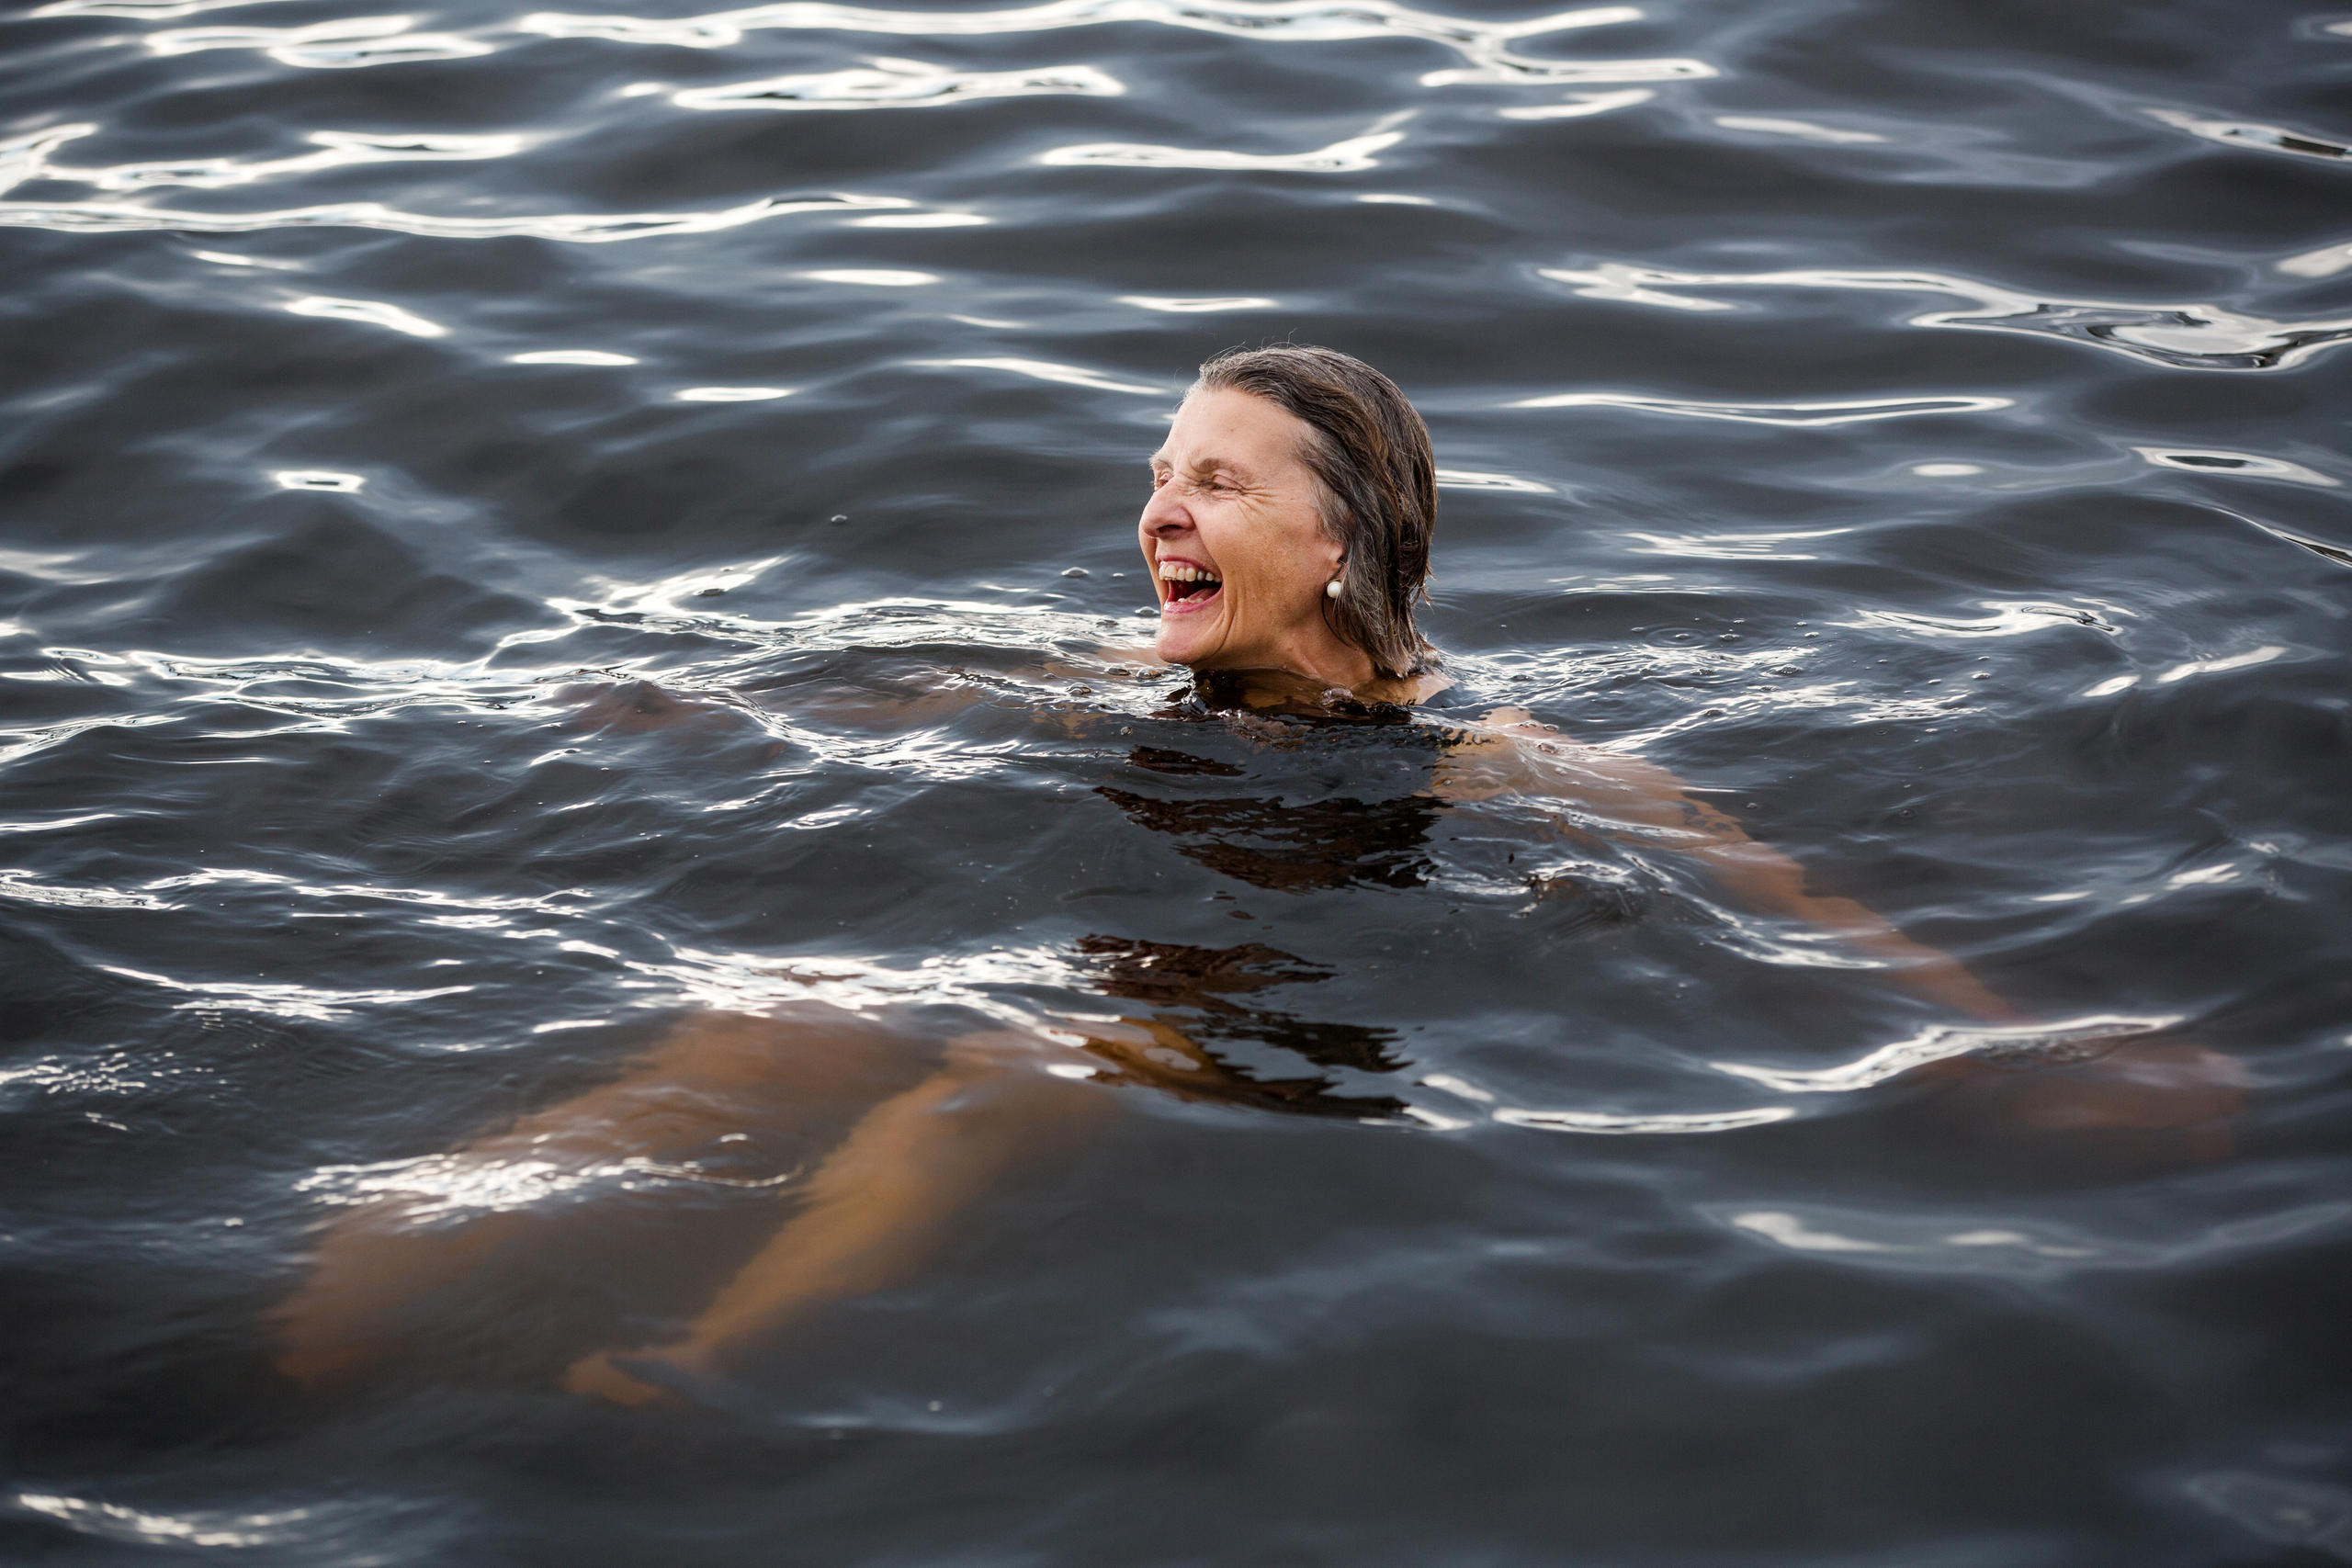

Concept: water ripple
[[2281, 237, 2352, 277], [509, 348, 637, 365], [1119, 295, 1280, 312], [1508, 390, 2012, 425], [674, 56, 1124, 109], [2, 124, 527, 196], [1711, 114, 1884, 144], [1496, 86, 1651, 118], [148, 14, 493, 67], [516, 0, 1712, 87], [2136, 446, 2339, 487], [1712, 1014, 2178, 1093], [908, 356, 1170, 394], [1721, 1201, 2352, 1275], [99, 963, 474, 1023], [674, 385, 795, 400], [1492, 1105, 1794, 1134], [33, 0, 300, 14], [0, 190, 910, 241], [1038, 126, 1405, 173], [1539, 261, 2352, 371], [287, 295, 447, 337], [2146, 107, 2349, 162]]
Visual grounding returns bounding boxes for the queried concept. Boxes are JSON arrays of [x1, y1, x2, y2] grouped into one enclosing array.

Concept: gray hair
[[1193, 344, 1438, 679]]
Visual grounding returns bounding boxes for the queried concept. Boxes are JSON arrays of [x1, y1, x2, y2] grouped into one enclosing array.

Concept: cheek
[[1235, 527, 1324, 603]]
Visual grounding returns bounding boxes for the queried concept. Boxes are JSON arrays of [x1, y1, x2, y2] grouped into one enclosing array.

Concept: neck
[[1247, 620, 1379, 691]]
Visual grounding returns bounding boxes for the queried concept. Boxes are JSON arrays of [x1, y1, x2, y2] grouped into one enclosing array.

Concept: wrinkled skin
[[1138, 388, 1371, 689]]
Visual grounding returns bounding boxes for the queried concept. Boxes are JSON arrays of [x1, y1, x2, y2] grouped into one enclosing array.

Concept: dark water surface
[[5, 0, 2352, 1560]]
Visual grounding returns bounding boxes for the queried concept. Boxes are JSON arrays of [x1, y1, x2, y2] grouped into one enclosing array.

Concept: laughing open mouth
[[1159, 560, 1222, 607]]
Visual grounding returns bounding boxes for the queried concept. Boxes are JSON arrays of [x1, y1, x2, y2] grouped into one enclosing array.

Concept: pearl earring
[[1325, 579, 1344, 599]]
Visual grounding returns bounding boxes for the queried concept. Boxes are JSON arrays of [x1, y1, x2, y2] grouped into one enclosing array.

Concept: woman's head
[[1137, 345, 1436, 685]]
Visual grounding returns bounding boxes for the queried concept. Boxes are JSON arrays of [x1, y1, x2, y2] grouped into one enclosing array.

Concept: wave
[[1537, 261, 2352, 371], [0, 124, 527, 196], [1039, 127, 1403, 172], [905, 356, 1170, 394], [516, 0, 1714, 87], [1508, 390, 2013, 425], [0, 190, 910, 241], [675, 55, 1123, 109], [148, 14, 493, 68]]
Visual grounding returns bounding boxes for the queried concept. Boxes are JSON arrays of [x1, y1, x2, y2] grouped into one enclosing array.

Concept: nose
[[1139, 482, 1191, 537]]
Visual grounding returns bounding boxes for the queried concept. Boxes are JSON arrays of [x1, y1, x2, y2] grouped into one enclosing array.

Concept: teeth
[[1157, 562, 1218, 582]]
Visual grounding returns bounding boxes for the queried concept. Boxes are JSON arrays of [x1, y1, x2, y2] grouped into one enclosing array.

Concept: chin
[[1153, 617, 1216, 667], [1154, 631, 1202, 668]]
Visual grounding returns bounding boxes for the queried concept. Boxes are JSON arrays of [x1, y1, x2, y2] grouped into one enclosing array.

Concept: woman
[[275, 346, 2240, 1404], [1141, 346, 2012, 1014]]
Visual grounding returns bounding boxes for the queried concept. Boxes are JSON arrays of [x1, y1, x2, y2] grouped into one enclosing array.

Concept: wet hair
[[1193, 344, 1438, 680]]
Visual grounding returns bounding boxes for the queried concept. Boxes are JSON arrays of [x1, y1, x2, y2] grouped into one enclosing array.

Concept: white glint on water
[[1498, 88, 1653, 118], [1039, 129, 1405, 172], [1434, 468, 1554, 492], [286, 296, 447, 337], [676, 58, 1123, 110], [908, 357, 1169, 395], [2134, 447, 2338, 487], [516, 0, 1709, 90], [801, 269, 940, 286], [1732, 1211, 1891, 1251], [852, 212, 989, 227], [0, 193, 911, 244], [2154, 647, 2288, 682], [1118, 296, 1280, 312], [1713, 114, 1885, 143], [189, 249, 302, 268], [147, 16, 494, 68], [1712, 1015, 2177, 1093], [1494, 1106, 1794, 1134], [1533, 260, 2352, 372], [1510, 390, 2012, 425], [511, 350, 639, 366]]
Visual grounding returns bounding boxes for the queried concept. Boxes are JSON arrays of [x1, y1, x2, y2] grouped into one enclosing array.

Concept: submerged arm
[[1433, 709, 2011, 1019], [1434, 711, 2245, 1145]]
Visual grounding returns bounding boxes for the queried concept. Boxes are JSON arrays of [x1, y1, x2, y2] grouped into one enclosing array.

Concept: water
[[4, 0, 2350, 1559]]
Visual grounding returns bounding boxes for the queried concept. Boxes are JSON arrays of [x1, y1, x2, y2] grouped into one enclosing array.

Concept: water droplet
[[1062, 567, 1090, 578]]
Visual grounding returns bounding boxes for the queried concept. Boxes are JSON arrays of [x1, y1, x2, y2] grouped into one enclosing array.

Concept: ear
[[1317, 524, 1348, 578]]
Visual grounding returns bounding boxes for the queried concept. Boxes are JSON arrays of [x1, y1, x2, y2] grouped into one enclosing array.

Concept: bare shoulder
[[1428, 704, 1696, 816], [1365, 670, 1454, 706]]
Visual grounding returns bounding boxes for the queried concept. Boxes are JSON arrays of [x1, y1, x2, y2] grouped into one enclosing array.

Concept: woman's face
[[1137, 388, 1354, 677]]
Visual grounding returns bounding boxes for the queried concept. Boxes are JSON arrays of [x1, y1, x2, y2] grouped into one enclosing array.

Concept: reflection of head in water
[[1139, 346, 1438, 688], [1069, 935, 1407, 1120]]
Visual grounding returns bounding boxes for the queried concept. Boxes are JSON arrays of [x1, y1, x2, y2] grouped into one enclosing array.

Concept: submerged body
[[275, 350, 2245, 1404]]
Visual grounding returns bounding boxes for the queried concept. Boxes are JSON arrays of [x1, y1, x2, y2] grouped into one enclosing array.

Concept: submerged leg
[[562, 1032, 1103, 1404], [273, 1005, 928, 1388]]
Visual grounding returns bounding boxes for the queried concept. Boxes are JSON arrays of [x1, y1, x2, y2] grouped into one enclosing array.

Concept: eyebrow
[[1148, 453, 1256, 482]]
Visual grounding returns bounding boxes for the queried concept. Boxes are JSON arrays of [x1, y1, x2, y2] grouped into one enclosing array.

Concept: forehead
[[1151, 387, 1313, 473]]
